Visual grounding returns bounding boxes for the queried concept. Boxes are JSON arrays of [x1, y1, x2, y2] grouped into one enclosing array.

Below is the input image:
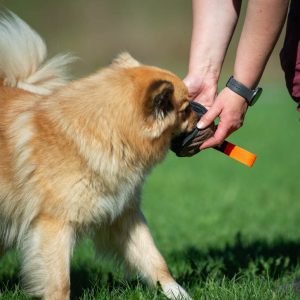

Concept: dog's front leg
[[97, 209, 192, 300], [21, 215, 74, 300]]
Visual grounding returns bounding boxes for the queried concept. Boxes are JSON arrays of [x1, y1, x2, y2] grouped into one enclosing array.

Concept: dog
[[0, 12, 200, 300]]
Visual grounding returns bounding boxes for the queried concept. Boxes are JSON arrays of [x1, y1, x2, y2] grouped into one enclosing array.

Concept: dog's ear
[[145, 80, 174, 119], [112, 52, 141, 68]]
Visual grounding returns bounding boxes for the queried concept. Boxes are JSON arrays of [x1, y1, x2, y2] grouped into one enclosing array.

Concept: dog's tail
[[0, 11, 76, 95]]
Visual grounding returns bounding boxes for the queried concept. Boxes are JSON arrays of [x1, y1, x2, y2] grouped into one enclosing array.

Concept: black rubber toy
[[171, 101, 209, 156]]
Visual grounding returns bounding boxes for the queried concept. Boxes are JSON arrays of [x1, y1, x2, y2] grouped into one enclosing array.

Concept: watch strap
[[226, 76, 255, 104]]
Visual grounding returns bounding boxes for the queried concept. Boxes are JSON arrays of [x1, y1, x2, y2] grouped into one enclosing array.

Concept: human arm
[[184, 0, 242, 108], [198, 0, 289, 150]]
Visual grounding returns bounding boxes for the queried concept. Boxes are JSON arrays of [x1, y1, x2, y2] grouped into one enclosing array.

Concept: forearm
[[188, 0, 242, 78], [234, 0, 289, 88]]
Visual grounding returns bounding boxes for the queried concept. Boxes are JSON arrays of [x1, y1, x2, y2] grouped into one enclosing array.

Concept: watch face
[[251, 88, 263, 106]]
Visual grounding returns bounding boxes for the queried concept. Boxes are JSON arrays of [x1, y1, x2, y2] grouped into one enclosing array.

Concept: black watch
[[226, 76, 263, 106]]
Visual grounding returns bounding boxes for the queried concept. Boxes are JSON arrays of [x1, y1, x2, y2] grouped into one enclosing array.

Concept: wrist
[[224, 87, 248, 104], [222, 87, 250, 113], [233, 77, 257, 90], [233, 70, 260, 90], [186, 65, 219, 84], [226, 76, 263, 106]]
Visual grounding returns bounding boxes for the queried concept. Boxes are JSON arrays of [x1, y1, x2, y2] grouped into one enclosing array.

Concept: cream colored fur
[[0, 12, 196, 300], [0, 11, 76, 95]]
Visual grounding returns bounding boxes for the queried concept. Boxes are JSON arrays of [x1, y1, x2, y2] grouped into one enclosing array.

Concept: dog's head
[[142, 78, 198, 139], [111, 53, 198, 150]]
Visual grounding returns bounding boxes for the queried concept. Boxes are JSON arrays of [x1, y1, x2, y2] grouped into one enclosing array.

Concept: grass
[[0, 85, 299, 299]]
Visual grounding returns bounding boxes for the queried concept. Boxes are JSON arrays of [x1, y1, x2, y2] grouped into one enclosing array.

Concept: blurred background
[[0, 1, 299, 298], [1, 0, 287, 81]]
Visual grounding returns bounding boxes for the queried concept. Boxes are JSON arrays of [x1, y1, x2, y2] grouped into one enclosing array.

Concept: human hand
[[177, 73, 217, 157], [183, 72, 218, 108], [171, 123, 216, 157], [198, 87, 248, 150]]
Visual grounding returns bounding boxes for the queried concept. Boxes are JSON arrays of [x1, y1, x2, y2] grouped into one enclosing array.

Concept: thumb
[[197, 105, 220, 129]]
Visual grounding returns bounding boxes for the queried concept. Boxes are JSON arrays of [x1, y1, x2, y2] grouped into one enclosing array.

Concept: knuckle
[[229, 119, 243, 131]]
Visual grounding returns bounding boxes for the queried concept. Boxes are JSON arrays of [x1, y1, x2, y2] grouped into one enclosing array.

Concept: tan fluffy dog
[[0, 12, 198, 300]]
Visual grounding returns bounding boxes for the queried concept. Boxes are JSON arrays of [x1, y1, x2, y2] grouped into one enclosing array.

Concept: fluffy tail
[[0, 11, 76, 95]]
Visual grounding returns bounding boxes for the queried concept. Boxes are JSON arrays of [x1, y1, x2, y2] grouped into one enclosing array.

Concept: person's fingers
[[193, 81, 218, 108], [197, 104, 220, 129], [183, 75, 218, 108], [200, 123, 229, 150], [183, 76, 200, 99], [193, 90, 216, 108]]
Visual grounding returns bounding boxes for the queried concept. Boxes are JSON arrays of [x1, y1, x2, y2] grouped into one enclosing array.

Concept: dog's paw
[[162, 282, 192, 300]]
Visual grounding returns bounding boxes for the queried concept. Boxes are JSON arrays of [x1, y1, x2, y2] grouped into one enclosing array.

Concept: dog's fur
[[0, 12, 197, 299]]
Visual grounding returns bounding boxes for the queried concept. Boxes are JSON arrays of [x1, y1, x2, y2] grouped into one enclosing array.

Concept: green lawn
[[0, 85, 299, 299]]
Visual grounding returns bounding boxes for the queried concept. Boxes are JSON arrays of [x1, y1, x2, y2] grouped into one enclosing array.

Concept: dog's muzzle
[[170, 102, 215, 157]]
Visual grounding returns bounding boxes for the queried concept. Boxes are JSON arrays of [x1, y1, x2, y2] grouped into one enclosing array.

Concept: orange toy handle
[[215, 141, 257, 168]]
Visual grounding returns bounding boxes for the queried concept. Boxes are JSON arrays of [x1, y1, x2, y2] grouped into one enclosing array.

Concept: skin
[[184, 0, 290, 150]]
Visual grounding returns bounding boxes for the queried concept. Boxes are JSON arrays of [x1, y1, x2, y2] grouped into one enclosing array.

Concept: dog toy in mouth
[[171, 102, 256, 168]]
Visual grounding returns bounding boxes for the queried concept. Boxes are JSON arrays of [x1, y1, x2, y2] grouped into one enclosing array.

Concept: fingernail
[[197, 121, 204, 129]]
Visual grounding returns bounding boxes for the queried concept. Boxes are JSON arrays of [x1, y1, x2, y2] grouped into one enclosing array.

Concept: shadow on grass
[[170, 233, 300, 285], [0, 254, 143, 299], [1, 233, 300, 298], [71, 265, 143, 299]]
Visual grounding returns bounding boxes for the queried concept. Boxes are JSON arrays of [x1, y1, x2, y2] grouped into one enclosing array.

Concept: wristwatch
[[226, 76, 263, 106]]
